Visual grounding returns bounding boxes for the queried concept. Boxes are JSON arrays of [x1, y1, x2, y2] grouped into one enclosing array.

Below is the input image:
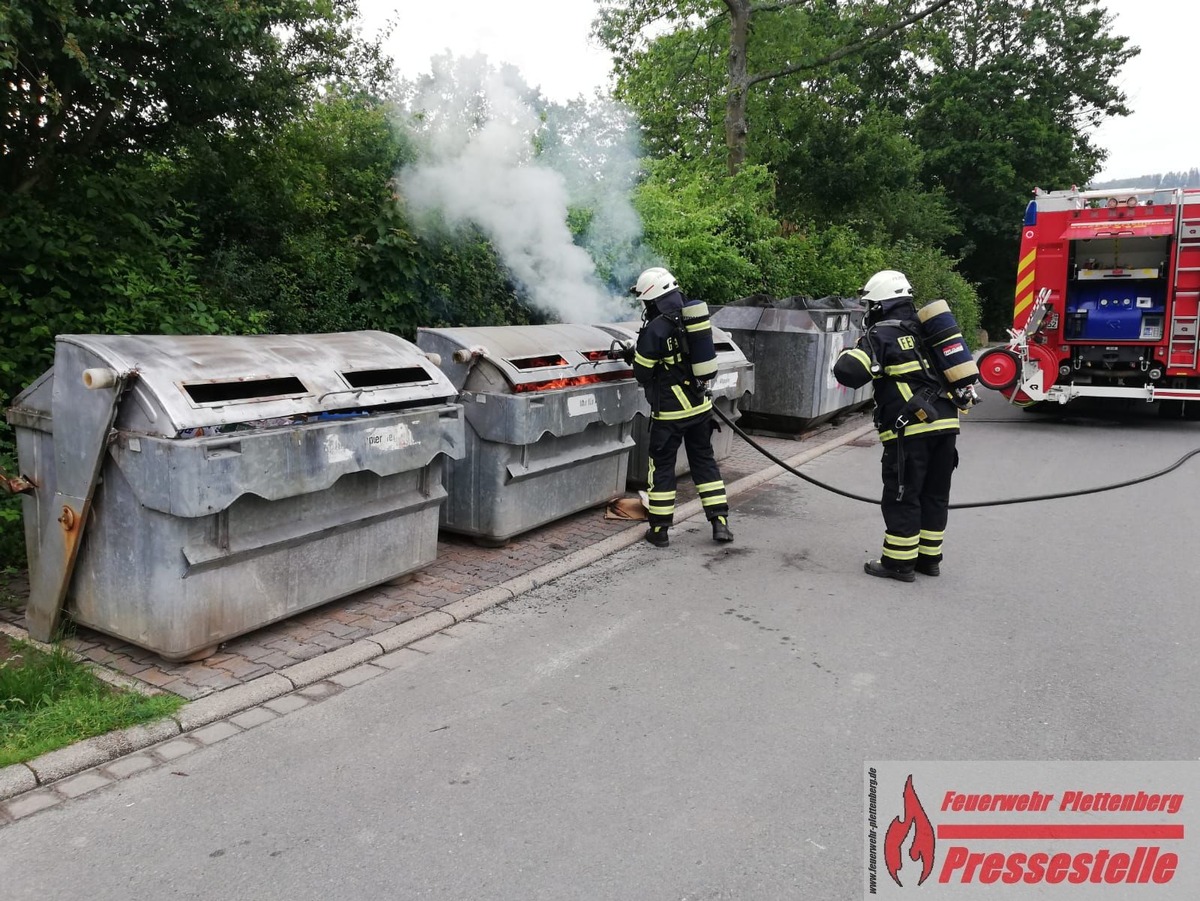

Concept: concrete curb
[[0, 764, 37, 800], [0, 417, 874, 804]]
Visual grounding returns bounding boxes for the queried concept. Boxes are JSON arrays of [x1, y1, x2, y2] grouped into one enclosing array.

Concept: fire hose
[[599, 338, 1200, 508], [709, 403, 1200, 509]]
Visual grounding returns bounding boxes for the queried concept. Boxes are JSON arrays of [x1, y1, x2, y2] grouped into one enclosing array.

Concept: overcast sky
[[360, 0, 1197, 181]]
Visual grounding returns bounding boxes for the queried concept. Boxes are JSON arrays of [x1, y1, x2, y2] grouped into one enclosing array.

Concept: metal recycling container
[[797, 296, 873, 415], [6, 332, 464, 660], [593, 320, 755, 487], [710, 295, 869, 433], [415, 324, 642, 544]]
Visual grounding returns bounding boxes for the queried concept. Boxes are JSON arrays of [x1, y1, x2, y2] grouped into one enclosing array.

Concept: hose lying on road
[[711, 404, 1200, 509]]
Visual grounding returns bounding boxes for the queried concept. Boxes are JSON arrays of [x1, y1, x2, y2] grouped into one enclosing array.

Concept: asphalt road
[[3, 398, 1200, 900]]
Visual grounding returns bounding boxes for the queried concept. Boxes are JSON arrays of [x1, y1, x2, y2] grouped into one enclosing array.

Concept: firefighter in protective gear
[[630, 267, 733, 547], [833, 269, 960, 581]]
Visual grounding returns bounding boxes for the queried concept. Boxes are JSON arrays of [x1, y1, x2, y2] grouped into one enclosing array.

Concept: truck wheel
[[1159, 400, 1184, 419]]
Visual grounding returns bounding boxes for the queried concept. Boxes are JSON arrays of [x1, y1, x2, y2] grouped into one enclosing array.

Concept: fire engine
[[977, 186, 1200, 414]]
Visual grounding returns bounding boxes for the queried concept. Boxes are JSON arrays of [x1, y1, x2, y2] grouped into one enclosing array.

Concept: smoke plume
[[398, 54, 648, 324]]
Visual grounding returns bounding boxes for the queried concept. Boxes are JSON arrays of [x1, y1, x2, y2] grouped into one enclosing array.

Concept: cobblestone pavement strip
[[0, 413, 874, 811]]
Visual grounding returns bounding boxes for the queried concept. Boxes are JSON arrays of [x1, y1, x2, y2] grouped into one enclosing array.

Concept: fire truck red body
[[978, 186, 1200, 412]]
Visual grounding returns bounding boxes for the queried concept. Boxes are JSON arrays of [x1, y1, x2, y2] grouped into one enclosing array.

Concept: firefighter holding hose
[[623, 267, 734, 548], [833, 269, 977, 581]]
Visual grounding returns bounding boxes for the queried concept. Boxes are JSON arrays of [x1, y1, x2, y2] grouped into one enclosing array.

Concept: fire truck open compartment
[[5, 332, 464, 660], [415, 324, 642, 545], [1061, 233, 1169, 373]]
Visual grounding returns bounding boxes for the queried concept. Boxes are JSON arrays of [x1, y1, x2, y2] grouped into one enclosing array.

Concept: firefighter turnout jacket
[[833, 298, 960, 441], [632, 288, 728, 529], [632, 289, 715, 421]]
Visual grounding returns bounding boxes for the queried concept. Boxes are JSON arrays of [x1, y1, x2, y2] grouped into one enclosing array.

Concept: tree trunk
[[724, 0, 751, 176]]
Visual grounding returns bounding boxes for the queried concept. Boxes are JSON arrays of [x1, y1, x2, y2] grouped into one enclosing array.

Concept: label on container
[[323, 432, 355, 464], [711, 372, 738, 393], [568, 393, 598, 417], [365, 423, 415, 451]]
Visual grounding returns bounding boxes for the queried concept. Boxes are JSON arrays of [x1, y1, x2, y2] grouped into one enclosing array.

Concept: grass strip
[[0, 636, 183, 767]]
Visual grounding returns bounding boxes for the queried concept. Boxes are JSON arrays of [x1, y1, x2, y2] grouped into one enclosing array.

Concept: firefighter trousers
[[646, 412, 728, 528], [879, 432, 958, 571]]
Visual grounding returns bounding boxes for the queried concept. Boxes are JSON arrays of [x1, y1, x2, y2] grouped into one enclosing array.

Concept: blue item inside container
[[1064, 281, 1165, 340]]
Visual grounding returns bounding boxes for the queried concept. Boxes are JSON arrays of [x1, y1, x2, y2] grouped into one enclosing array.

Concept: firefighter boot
[[712, 516, 734, 543], [915, 557, 941, 577], [645, 526, 670, 548], [864, 560, 916, 583]]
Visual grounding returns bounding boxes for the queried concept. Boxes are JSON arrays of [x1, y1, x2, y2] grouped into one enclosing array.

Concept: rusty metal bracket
[[25, 363, 131, 642], [1, 471, 36, 495]]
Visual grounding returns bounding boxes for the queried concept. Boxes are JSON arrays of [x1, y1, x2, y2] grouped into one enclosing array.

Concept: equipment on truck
[[978, 186, 1200, 413]]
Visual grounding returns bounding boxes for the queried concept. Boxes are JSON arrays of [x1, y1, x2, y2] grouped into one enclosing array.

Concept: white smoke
[[397, 54, 647, 324]]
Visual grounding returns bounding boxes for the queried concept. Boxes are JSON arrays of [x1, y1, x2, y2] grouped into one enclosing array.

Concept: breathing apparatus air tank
[[681, 297, 718, 380], [917, 300, 978, 393]]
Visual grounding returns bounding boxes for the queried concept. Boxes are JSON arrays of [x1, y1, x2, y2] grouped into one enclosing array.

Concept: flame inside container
[[510, 370, 632, 393]]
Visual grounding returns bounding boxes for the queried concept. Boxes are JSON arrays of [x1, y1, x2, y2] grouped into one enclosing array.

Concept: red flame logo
[[884, 775, 936, 887]]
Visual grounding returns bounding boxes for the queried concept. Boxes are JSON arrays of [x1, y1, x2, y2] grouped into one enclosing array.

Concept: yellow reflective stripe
[[1016, 270, 1035, 298], [879, 415, 960, 442], [682, 301, 709, 319], [648, 505, 674, 515], [1014, 248, 1037, 319], [685, 321, 711, 332], [896, 381, 913, 401], [942, 361, 977, 383], [891, 417, 961, 440], [882, 547, 919, 561], [695, 481, 724, 492], [634, 353, 656, 367], [700, 495, 727, 506], [846, 348, 871, 366], [671, 385, 691, 408], [919, 529, 945, 540], [885, 361, 923, 376], [884, 534, 919, 546], [648, 491, 674, 501], [654, 398, 712, 420], [692, 359, 718, 377]]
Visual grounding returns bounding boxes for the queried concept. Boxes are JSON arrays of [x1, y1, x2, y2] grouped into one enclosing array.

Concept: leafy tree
[[594, 0, 956, 174], [1, 0, 387, 202], [602, 2, 959, 247], [632, 154, 976, 330]]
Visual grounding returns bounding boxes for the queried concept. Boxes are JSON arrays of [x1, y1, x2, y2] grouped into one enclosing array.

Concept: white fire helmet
[[631, 267, 679, 303], [860, 269, 914, 304]]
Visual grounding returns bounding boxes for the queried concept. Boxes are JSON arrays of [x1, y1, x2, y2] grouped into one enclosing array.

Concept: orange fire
[[511, 370, 631, 393]]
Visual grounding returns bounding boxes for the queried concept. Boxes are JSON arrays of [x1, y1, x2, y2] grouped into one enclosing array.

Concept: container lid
[[416, 324, 633, 391], [33, 332, 457, 435]]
